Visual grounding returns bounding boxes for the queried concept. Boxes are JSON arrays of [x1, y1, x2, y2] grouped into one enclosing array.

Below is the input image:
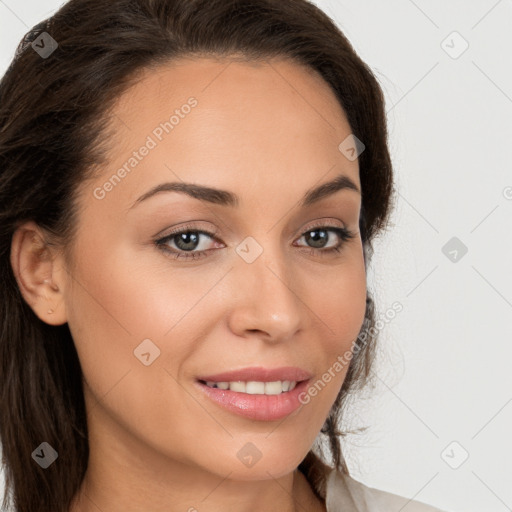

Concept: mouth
[[194, 366, 312, 421], [199, 379, 298, 394]]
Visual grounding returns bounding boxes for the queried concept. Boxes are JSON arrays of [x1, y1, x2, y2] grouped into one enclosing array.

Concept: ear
[[10, 220, 68, 326]]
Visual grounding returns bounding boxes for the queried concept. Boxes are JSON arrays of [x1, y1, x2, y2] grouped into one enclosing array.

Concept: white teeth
[[246, 381, 265, 394], [204, 380, 298, 395], [229, 381, 246, 393], [264, 381, 283, 395]]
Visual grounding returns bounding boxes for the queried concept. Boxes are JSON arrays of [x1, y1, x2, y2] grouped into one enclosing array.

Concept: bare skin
[[11, 56, 366, 512]]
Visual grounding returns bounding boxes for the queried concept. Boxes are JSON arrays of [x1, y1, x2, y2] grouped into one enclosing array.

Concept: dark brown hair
[[0, 0, 394, 510]]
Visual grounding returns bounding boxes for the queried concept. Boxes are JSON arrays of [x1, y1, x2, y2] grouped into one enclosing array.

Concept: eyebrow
[[129, 173, 360, 210]]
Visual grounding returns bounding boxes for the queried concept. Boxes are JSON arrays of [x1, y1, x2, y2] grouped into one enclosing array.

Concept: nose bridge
[[229, 235, 303, 339]]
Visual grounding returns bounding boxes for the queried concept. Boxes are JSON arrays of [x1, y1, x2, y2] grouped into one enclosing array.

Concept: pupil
[[176, 232, 199, 251], [306, 230, 327, 248]]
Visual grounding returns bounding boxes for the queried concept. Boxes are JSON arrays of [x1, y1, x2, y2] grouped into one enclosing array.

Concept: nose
[[226, 244, 304, 343]]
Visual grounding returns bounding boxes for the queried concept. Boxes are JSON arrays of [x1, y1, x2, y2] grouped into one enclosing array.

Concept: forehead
[[85, 56, 360, 212], [113, 55, 348, 121]]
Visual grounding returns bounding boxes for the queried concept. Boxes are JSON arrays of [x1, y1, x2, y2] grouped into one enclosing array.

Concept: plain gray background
[[1, 1, 511, 511]]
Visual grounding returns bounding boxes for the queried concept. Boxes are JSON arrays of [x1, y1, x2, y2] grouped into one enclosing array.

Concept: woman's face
[[54, 57, 367, 481]]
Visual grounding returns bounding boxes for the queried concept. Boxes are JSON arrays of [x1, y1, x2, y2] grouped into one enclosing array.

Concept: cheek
[[66, 238, 216, 340], [309, 249, 367, 391], [279, 251, 366, 416], [311, 246, 368, 344], [63, 240, 226, 406], [64, 250, 211, 458]]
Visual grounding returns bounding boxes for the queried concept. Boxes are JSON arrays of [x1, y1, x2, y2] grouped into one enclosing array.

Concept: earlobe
[[10, 221, 68, 326]]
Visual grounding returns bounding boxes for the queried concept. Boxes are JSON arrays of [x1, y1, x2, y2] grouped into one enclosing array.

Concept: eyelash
[[155, 222, 356, 261]]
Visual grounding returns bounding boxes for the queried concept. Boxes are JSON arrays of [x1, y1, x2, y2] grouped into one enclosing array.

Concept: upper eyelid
[[160, 219, 347, 237]]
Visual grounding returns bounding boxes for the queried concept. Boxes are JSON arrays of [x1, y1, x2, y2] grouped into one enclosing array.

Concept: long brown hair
[[0, 1, 394, 510]]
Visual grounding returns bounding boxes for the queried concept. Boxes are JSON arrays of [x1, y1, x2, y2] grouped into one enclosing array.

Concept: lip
[[196, 366, 312, 383], [195, 366, 312, 421]]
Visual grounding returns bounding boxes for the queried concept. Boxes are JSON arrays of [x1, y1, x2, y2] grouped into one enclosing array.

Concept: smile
[[202, 380, 298, 394]]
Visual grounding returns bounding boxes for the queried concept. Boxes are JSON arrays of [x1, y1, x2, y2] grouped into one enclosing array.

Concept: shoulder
[[325, 468, 449, 512]]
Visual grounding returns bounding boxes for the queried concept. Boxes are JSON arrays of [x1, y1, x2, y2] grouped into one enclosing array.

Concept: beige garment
[[324, 468, 448, 512]]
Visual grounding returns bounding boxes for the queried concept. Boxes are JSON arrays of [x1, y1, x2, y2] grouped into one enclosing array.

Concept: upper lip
[[197, 366, 312, 383]]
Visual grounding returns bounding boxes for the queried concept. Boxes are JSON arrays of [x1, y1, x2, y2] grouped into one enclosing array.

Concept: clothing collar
[[324, 467, 371, 512]]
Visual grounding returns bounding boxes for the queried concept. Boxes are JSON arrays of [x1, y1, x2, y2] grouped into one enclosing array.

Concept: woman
[[0, 1, 448, 511]]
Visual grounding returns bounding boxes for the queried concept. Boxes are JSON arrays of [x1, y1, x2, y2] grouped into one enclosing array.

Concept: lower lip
[[196, 379, 310, 421]]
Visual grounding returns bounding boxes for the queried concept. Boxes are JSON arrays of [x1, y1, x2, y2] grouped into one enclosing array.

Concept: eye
[[294, 224, 356, 257], [155, 222, 356, 261], [155, 226, 220, 261]]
